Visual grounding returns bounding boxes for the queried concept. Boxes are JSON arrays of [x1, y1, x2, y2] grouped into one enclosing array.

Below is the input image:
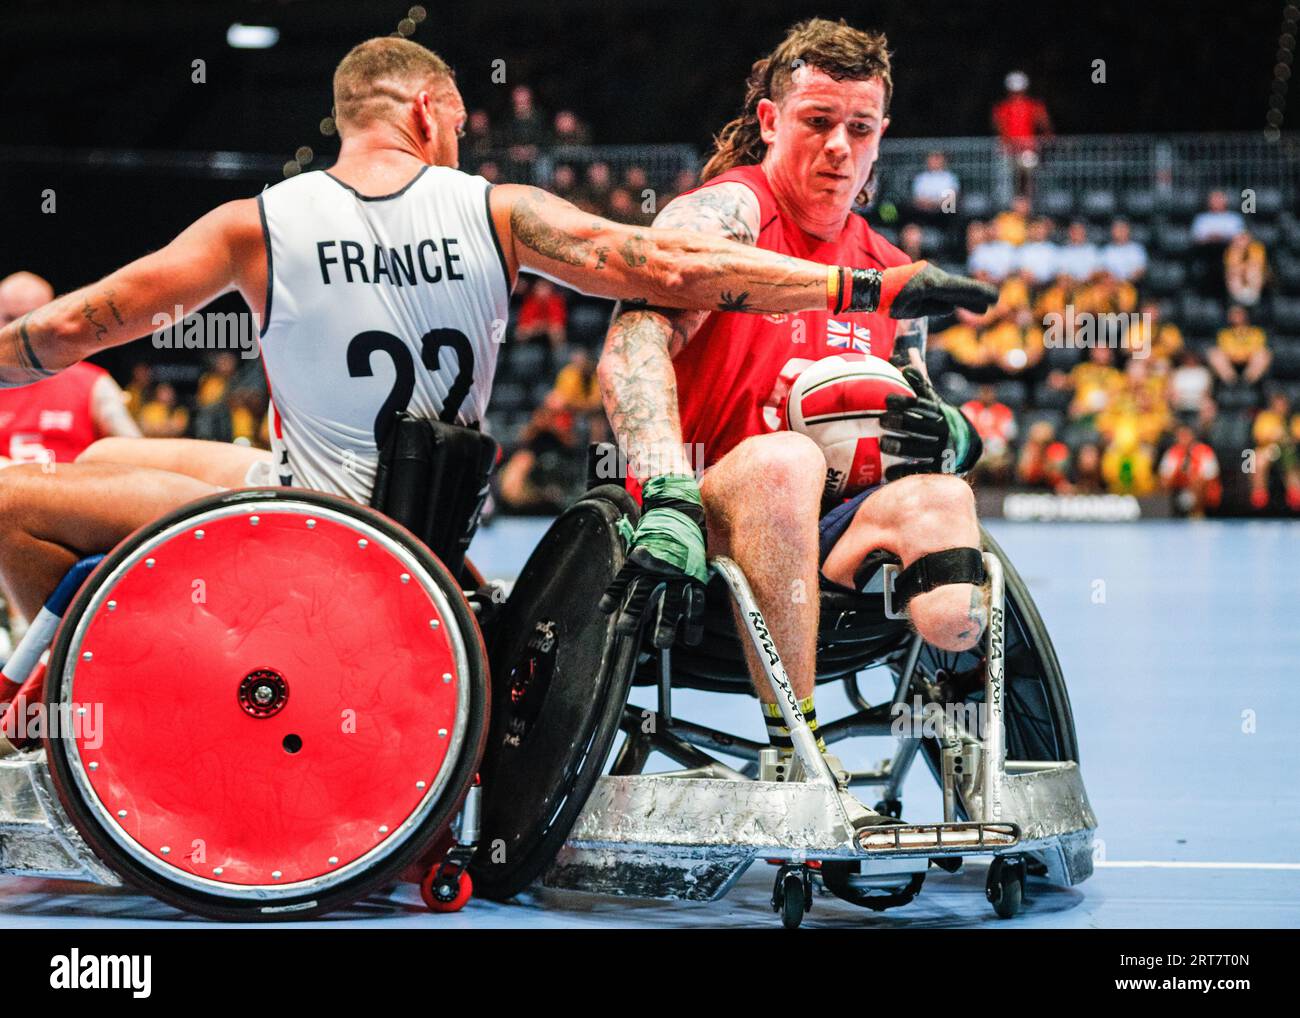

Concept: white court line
[[1096, 860, 1300, 871]]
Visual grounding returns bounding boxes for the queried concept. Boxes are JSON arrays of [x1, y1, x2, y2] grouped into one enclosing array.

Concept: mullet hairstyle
[[700, 18, 893, 207]]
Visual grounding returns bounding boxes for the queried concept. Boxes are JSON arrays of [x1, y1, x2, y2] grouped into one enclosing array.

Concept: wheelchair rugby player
[[0, 34, 994, 921]]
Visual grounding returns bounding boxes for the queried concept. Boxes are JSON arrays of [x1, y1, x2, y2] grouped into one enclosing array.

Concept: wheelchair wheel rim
[[48, 497, 474, 902]]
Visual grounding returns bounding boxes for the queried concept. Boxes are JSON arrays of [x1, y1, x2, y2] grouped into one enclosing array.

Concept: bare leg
[[699, 432, 825, 704], [77, 437, 270, 489], [0, 463, 219, 619], [823, 473, 985, 652]]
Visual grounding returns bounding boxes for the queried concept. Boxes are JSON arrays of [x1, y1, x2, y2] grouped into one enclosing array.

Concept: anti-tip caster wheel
[[985, 855, 1026, 919], [422, 865, 473, 913], [771, 866, 812, 930], [873, 798, 903, 819]]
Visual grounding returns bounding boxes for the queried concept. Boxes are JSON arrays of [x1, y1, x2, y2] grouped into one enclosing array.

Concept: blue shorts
[[817, 483, 884, 569]]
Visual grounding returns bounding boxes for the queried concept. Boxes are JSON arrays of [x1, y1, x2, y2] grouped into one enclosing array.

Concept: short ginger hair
[[332, 37, 455, 130]]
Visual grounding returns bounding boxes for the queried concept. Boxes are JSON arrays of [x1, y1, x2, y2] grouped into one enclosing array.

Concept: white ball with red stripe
[[782, 353, 914, 499]]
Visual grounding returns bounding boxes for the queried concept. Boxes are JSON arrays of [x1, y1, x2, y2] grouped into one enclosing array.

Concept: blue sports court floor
[[1, 519, 1296, 928]]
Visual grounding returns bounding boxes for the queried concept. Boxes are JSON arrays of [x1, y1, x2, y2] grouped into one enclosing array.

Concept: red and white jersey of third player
[[0, 361, 109, 464], [671, 164, 911, 469]]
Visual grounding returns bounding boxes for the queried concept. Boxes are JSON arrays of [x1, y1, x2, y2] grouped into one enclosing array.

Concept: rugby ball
[[782, 353, 914, 499]]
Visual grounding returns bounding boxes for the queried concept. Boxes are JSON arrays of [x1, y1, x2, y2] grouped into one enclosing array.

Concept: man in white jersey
[[0, 37, 993, 621]]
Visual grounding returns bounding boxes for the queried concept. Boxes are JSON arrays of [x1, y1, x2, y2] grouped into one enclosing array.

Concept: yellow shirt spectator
[[1217, 325, 1267, 366], [1068, 361, 1123, 417], [937, 323, 985, 368]]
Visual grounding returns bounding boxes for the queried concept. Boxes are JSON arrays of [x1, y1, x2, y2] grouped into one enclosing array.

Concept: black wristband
[[845, 268, 883, 314]]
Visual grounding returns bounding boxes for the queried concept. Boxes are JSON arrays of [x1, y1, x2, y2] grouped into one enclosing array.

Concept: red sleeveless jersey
[[0, 361, 106, 463], [672, 164, 912, 471]]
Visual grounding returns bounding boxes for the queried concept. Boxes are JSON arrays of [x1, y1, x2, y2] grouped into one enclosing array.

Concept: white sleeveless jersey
[[256, 166, 510, 503]]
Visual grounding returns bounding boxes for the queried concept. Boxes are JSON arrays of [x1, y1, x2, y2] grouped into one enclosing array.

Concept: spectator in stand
[[911, 150, 959, 213], [898, 223, 925, 262], [476, 160, 501, 184], [1057, 220, 1100, 283], [1191, 189, 1245, 245], [992, 71, 1052, 196], [1249, 390, 1300, 510], [607, 187, 650, 225], [576, 161, 615, 215], [622, 165, 651, 211], [464, 109, 494, 162], [961, 384, 1017, 483], [1128, 301, 1183, 368], [137, 381, 189, 438], [1049, 344, 1123, 437], [1100, 219, 1147, 283], [496, 392, 581, 514], [196, 351, 239, 409], [982, 307, 1046, 395], [514, 277, 568, 372], [1209, 304, 1272, 387], [1192, 190, 1245, 299], [1101, 417, 1158, 496], [1017, 420, 1072, 492], [1159, 424, 1222, 517], [1169, 349, 1213, 422], [552, 109, 591, 147], [1074, 270, 1137, 319], [967, 220, 1016, 282], [123, 362, 153, 418], [1016, 217, 1060, 285], [992, 194, 1031, 247], [1072, 442, 1106, 494], [503, 85, 547, 171], [550, 163, 579, 203], [1224, 229, 1268, 307]]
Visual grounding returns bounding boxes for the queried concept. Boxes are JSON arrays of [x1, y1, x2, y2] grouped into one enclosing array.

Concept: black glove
[[599, 475, 708, 648], [846, 261, 998, 319], [880, 366, 983, 480]]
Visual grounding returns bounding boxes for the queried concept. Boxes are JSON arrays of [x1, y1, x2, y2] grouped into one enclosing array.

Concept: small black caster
[[771, 865, 812, 929], [985, 855, 1026, 919]]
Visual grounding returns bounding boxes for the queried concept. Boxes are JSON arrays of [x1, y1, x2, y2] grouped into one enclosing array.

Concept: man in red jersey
[[0, 272, 140, 467], [598, 19, 995, 767]]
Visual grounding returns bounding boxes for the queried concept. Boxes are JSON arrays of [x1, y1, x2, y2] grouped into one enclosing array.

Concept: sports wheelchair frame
[[0, 438, 1094, 927]]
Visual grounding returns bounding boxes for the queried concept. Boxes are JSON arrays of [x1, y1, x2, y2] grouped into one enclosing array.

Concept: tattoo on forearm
[[619, 233, 648, 269], [717, 290, 753, 312], [602, 307, 704, 475], [510, 187, 594, 267], [104, 288, 125, 326], [0, 312, 58, 388], [81, 298, 110, 344]]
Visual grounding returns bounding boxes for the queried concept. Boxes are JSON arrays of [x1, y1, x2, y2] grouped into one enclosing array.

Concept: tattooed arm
[[592, 184, 762, 477], [490, 182, 834, 314], [0, 199, 264, 388]]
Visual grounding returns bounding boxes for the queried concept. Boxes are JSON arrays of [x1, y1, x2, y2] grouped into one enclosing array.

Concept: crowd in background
[[3, 81, 1298, 519]]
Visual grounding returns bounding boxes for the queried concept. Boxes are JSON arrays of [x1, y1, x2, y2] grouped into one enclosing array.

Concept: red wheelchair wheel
[[43, 488, 488, 921]]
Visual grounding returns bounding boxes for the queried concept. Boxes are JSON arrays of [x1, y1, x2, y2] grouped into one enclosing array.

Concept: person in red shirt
[[597, 19, 996, 772], [1159, 425, 1221, 517], [961, 384, 1017, 483], [0, 272, 140, 467], [514, 276, 568, 370], [991, 71, 1053, 154]]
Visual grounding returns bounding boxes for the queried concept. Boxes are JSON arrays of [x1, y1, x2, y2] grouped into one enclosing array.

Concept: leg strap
[[893, 547, 986, 610]]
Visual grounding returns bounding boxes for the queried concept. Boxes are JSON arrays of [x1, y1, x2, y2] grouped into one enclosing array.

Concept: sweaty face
[[759, 68, 888, 228]]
